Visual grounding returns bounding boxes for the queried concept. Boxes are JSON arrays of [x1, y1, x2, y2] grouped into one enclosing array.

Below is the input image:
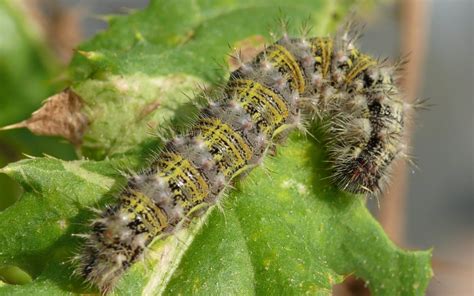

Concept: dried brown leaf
[[1, 88, 89, 146]]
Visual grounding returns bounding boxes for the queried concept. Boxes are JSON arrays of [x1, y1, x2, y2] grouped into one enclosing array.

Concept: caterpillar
[[75, 25, 410, 293]]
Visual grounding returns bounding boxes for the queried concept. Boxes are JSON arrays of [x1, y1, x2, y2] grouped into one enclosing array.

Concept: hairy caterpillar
[[75, 25, 411, 293]]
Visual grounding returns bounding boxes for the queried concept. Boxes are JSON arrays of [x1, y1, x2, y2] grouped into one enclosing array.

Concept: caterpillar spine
[[76, 26, 411, 293]]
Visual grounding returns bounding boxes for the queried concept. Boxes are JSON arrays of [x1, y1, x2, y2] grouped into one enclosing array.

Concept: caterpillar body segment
[[321, 44, 405, 194]]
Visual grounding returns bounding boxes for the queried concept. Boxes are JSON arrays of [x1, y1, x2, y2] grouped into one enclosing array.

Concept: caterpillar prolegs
[[76, 27, 411, 293]]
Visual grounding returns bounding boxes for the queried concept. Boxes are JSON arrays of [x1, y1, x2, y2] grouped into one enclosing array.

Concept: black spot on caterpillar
[[75, 25, 414, 293]]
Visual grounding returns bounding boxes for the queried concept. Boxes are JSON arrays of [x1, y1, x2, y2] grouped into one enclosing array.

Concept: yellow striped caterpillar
[[75, 26, 412, 293]]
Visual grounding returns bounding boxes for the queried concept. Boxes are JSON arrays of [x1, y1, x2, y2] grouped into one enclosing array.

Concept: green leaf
[[69, 0, 351, 159], [0, 0, 75, 210], [0, 134, 432, 295], [0, 0, 59, 126], [0, 0, 432, 295], [158, 133, 433, 296]]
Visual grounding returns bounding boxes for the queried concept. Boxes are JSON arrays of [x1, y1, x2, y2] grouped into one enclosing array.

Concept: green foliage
[[0, 0, 75, 210], [0, 1, 57, 126], [70, 0, 350, 159], [0, 0, 432, 295], [0, 134, 432, 295]]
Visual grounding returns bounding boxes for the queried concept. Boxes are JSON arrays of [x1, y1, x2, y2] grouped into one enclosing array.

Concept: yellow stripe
[[237, 81, 281, 122], [267, 44, 305, 93], [179, 157, 209, 203], [231, 79, 289, 134], [199, 117, 252, 176], [123, 191, 168, 235], [218, 121, 253, 161], [345, 53, 376, 83], [159, 153, 209, 204], [319, 38, 333, 78], [312, 37, 333, 78]]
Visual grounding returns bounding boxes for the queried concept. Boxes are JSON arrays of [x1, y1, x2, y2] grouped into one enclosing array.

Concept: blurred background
[[0, 0, 472, 295]]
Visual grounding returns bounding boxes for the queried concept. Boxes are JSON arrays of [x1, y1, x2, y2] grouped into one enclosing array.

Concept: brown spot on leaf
[[228, 35, 266, 71], [139, 99, 161, 119], [1, 88, 89, 146]]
